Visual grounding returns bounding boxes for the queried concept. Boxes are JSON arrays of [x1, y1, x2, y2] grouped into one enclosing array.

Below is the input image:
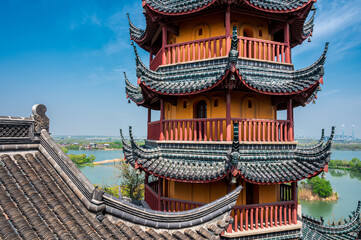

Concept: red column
[[149, 49, 153, 65], [226, 90, 232, 141], [225, 4, 231, 52], [291, 182, 298, 224], [287, 99, 294, 141], [160, 99, 165, 140], [162, 25, 167, 65], [284, 22, 291, 63], [158, 178, 163, 211], [148, 108, 151, 123]]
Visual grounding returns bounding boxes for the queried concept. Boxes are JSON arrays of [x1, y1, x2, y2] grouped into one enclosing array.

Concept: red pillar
[[284, 22, 291, 63], [287, 99, 294, 141], [158, 178, 163, 211], [291, 182, 298, 224], [149, 49, 153, 65], [162, 25, 167, 65], [148, 108, 151, 123], [225, 4, 231, 52], [226, 89, 232, 141], [160, 99, 165, 140]]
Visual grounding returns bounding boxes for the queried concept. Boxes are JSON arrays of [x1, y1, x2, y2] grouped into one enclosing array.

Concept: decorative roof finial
[[228, 26, 239, 64], [32, 104, 49, 133]]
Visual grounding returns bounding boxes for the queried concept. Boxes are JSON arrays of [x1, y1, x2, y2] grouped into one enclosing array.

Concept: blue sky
[[0, 0, 361, 138]]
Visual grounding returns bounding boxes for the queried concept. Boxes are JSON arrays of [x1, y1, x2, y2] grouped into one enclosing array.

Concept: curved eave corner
[[239, 42, 329, 97], [121, 126, 232, 183], [243, 0, 314, 13], [144, 0, 217, 16], [127, 13, 146, 42], [236, 127, 335, 185], [303, 8, 316, 39], [132, 41, 231, 96], [124, 72, 145, 105]]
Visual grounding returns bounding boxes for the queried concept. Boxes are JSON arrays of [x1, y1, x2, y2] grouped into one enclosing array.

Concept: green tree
[[86, 154, 96, 163], [61, 147, 68, 154], [307, 176, 333, 198], [116, 161, 144, 201]]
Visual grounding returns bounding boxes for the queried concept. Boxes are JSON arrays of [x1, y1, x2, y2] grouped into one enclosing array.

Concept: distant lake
[[300, 169, 361, 222], [331, 150, 361, 161], [68, 150, 123, 162]]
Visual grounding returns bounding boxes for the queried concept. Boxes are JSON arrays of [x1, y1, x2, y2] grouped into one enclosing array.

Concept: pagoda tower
[[123, 0, 334, 238]]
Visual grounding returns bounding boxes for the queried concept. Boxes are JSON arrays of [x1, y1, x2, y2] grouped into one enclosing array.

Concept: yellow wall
[[164, 92, 276, 121], [164, 179, 280, 205], [168, 13, 272, 45]]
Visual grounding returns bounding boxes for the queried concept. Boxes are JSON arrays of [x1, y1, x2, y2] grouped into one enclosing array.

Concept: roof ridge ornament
[[228, 26, 239, 65], [31, 104, 49, 133]]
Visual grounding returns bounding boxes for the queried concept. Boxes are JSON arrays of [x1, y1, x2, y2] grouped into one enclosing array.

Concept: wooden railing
[[238, 36, 290, 63], [147, 118, 294, 142], [147, 120, 160, 141], [163, 118, 226, 141], [150, 49, 163, 71], [160, 197, 204, 212], [144, 184, 159, 210], [163, 35, 228, 65], [227, 201, 297, 233], [148, 35, 291, 70], [232, 118, 294, 142]]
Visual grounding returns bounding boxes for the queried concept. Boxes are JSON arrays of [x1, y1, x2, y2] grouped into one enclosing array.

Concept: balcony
[[145, 181, 299, 237], [147, 118, 294, 142], [149, 35, 291, 70]]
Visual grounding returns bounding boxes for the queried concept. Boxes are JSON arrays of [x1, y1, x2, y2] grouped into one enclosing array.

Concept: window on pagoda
[[243, 27, 254, 38], [195, 100, 207, 118], [214, 99, 219, 107]]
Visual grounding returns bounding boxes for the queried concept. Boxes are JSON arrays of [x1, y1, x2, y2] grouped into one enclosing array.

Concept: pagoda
[[121, 0, 356, 239]]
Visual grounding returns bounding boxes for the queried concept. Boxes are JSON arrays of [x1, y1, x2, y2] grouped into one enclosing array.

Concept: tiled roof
[[133, 43, 230, 95], [127, 13, 145, 41], [301, 201, 361, 240], [127, 41, 327, 99], [244, 0, 312, 12], [145, 0, 216, 15], [122, 126, 334, 184], [124, 72, 144, 104], [238, 42, 328, 94], [0, 105, 242, 240], [303, 9, 316, 38], [144, 0, 312, 15]]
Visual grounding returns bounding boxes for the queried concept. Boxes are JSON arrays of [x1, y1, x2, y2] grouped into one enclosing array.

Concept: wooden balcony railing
[[227, 201, 297, 233], [238, 36, 290, 63], [144, 184, 159, 210], [149, 35, 291, 70], [149, 49, 163, 71], [161, 197, 204, 212], [147, 118, 294, 142], [232, 118, 293, 142], [145, 182, 297, 233]]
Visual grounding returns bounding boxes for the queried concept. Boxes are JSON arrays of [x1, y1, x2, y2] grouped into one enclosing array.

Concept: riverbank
[[299, 187, 339, 201]]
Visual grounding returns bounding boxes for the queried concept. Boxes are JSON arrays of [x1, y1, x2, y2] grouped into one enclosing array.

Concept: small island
[[61, 147, 96, 165], [298, 176, 339, 201]]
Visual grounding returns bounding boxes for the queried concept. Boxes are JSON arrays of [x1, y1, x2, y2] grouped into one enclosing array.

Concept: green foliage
[[66, 145, 80, 150], [68, 154, 96, 165], [307, 176, 333, 198], [329, 158, 361, 172], [116, 161, 144, 201], [108, 141, 123, 149], [97, 185, 119, 198], [61, 147, 68, 154]]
